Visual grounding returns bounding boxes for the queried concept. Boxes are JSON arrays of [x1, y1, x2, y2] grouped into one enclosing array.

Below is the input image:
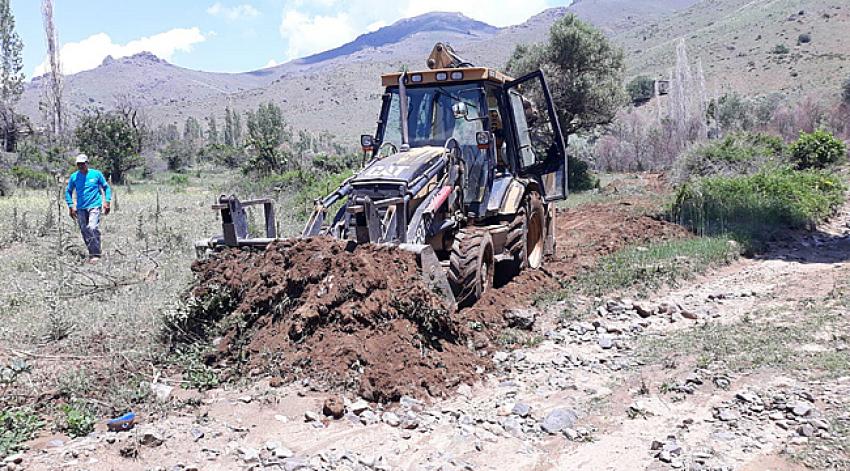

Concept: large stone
[[511, 403, 531, 418], [283, 458, 310, 471], [149, 382, 174, 402], [304, 411, 322, 422], [239, 447, 260, 463], [323, 396, 345, 419], [349, 399, 371, 415], [792, 402, 813, 417], [504, 309, 536, 330], [540, 408, 578, 434], [382, 412, 401, 427], [140, 430, 164, 447], [598, 335, 614, 350]]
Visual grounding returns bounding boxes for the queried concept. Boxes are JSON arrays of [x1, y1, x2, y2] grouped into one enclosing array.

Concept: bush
[[789, 129, 847, 169], [672, 168, 845, 237], [798, 33, 811, 44], [771, 44, 790, 54], [568, 154, 598, 191], [675, 132, 786, 181], [626, 76, 655, 104], [59, 403, 96, 438]]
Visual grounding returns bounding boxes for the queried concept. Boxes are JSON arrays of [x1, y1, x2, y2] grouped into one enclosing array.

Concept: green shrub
[[789, 129, 847, 169], [672, 168, 845, 237], [169, 174, 189, 186], [10, 165, 53, 189], [771, 44, 790, 54], [676, 132, 786, 181], [59, 403, 96, 438], [0, 408, 42, 458], [162, 140, 196, 172], [626, 76, 655, 104], [569, 154, 598, 191]]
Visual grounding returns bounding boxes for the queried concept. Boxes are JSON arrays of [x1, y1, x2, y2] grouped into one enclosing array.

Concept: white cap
[[75, 153, 89, 164]]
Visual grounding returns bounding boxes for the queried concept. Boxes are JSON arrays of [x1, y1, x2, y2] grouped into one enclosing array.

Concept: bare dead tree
[[40, 0, 65, 140]]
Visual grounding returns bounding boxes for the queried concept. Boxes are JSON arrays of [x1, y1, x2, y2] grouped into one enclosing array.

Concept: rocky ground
[[8, 198, 850, 471]]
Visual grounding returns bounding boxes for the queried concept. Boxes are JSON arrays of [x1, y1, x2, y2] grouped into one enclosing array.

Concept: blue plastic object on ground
[[107, 412, 136, 432]]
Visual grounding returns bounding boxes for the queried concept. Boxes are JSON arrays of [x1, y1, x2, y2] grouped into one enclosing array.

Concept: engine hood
[[351, 146, 445, 185]]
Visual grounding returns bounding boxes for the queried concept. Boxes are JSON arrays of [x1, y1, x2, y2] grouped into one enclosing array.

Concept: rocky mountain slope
[[619, 0, 849, 98]]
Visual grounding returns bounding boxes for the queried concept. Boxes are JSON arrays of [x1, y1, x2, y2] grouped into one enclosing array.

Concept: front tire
[[448, 228, 494, 308], [525, 192, 545, 269]]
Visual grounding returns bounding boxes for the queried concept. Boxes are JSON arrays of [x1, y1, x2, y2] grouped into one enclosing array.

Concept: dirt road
[[17, 198, 850, 471]]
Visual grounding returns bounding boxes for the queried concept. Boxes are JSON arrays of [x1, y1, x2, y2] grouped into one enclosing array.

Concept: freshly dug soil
[[189, 237, 484, 402], [184, 187, 690, 403]]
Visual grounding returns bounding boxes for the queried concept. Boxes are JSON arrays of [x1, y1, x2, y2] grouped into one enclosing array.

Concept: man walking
[[65, 154, 111, 262]]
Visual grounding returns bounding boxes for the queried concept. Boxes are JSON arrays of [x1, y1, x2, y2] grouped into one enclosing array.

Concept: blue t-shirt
[[65, 169, 112, 209]]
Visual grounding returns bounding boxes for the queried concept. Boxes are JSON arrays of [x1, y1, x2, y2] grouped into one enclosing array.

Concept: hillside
[[619, 0, 849, 98], [19, 0, 779, 140]]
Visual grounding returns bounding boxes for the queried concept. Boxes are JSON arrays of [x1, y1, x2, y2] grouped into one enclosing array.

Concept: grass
[[0, 168, 253, 424], [672, 168, 846, 240], [566, 237, 740, 298], [640, 307, 850, 380]]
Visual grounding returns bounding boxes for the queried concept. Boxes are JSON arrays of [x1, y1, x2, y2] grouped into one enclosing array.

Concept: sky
[[12, 0, 572, 79]]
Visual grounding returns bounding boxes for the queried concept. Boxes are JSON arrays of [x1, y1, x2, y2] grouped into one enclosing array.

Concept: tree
[[223, 106, 242, 147], [626, 76, 655, 105], [0, 0, 23, 152], [40, 0, 65, 140], [205, 114, 218, 144], [842, 76, 850, 106], [183, 116, 201, 142], [75, 110, 143, 183], [244, 102, 289, 175], [506, 14, 627, 139]]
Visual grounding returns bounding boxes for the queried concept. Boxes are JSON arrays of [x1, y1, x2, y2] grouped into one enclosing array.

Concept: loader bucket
[[397, 243, 456, 312]]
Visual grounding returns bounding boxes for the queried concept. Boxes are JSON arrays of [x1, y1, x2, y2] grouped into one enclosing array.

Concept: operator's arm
[[100, 172, 112, 214], [65, 174, 77, 219]]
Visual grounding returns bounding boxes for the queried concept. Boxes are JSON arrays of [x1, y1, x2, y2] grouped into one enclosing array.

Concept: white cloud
[[403, 0, 551, 27], [279, 10, 358, 60], [264, 59, 279, 68], [366, 20, 387, 32], [207, 2, 260, 20], [33, 27, 207, 76]]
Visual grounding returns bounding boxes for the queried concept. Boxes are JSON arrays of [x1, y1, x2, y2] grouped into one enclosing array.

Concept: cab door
[[504, 70, 567, 201]]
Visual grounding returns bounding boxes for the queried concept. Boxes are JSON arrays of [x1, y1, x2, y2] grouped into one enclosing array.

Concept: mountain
[[21, 51, 275, 124], [20, 1, 734, 141], [298, 12, 499, 65]]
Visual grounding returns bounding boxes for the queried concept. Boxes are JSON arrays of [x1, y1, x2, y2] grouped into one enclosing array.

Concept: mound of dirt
[[186, 237, 484, 402]]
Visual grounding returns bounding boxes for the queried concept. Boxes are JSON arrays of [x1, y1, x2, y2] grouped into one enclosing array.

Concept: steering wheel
[[378, 142, 398, 158]]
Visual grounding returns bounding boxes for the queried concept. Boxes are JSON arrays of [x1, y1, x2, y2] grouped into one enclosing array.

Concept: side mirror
[[360, 134, 374, 152], [452, 102, 469, 120], [475, 131, 491, 150]]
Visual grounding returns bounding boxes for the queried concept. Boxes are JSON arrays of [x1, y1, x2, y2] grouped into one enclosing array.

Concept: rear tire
[[525, 192, 545, 269], [448, 228, 494, 308]]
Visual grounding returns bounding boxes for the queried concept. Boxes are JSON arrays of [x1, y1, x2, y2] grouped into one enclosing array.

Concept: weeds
[[0, 408, 42, 458], [567, 237, 739, 298], [672, 168, 845, 239], [58, 402, 97, 438]]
